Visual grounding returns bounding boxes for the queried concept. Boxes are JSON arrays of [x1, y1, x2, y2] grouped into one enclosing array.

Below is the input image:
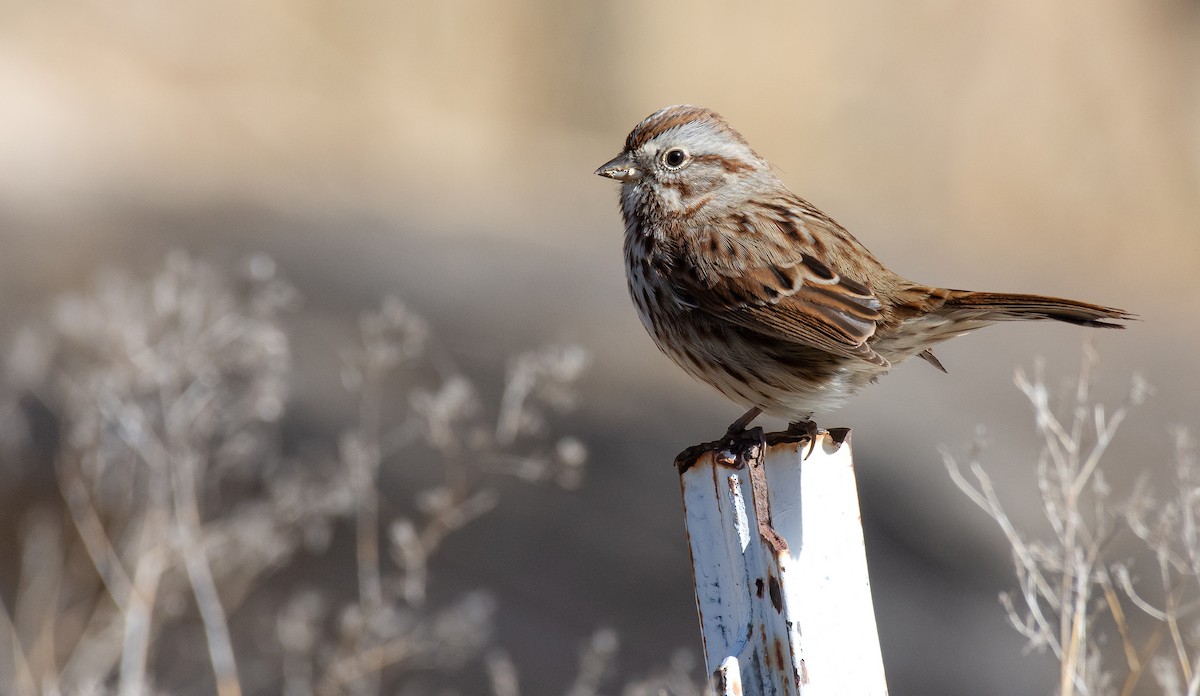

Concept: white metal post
[[677, 429, 888, 696]]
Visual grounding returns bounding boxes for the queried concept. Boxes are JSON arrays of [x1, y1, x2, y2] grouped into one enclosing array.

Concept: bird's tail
[[940, 290, 1134, 328]]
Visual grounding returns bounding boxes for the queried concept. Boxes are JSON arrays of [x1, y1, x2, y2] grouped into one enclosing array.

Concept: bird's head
[[595, 105, 774, 221]]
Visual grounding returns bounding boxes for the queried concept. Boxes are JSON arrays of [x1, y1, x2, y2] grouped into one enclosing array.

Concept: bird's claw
[[786, 419, 821, 459]]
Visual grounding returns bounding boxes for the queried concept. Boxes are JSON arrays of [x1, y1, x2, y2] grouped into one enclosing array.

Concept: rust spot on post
[[676, 430, 771, 473], [712, 658, 744, 696], [674, 443, 712, 473], [826, 426, 851, 451], [764, 430, 809, 447], [773, 638, 786, 674], [768, 575, 783, 613], [745, 436, 789, 554], [764, 426, 854, 452], [755, 578, 764, 598], [713, 666, 728, 694], [684, 427, 854, 470]]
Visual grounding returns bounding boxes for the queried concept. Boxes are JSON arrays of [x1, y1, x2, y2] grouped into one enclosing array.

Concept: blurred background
[[1, 0, 1198, 694]]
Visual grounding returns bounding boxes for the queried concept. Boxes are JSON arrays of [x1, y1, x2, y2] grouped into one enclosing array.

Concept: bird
[[595, 105, 1133, 439]]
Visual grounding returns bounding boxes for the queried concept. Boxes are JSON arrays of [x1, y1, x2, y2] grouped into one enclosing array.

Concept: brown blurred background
[[1, 0, 1198, 694]]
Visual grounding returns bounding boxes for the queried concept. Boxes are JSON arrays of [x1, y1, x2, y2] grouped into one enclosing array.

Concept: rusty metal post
[[677, 429, 888, 696]]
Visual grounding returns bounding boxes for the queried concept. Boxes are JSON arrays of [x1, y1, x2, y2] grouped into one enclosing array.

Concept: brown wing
[[671, 203, 889, 367]]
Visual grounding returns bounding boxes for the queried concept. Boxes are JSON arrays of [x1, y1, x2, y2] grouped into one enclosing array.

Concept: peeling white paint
[[679, 431, 888, 696]]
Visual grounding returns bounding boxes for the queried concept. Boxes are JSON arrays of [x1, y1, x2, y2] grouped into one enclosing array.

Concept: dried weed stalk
[[484, 630, 706, 696], [946, 345, 1200, 696], [0, 252, 689, 696]]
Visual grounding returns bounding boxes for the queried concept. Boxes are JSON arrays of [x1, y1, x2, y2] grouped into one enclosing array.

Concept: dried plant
[[3, 251, 295, 696], [946, 344, 1200, 696], [1120, 428, 1200, 696], [0, 252, 695, 696], [484, 630, 706, 696], [313, 296, 589, 696]]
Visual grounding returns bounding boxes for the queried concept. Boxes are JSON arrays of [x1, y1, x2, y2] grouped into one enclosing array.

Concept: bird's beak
[[595, 153, 640, 182]]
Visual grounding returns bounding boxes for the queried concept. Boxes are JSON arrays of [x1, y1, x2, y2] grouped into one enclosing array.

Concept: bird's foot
[[673, 425, 764, 472], [708, 406, 765, 466], [674, 409, 849, 472], [722, 406, 763, 440], [715, 426, 764, 468]]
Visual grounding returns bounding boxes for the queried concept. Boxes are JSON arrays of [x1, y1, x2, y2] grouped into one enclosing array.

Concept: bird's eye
[[662, 148, 688, 169]]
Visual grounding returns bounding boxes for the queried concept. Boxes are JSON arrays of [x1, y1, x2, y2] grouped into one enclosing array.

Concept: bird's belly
[[626, 256, 886, 420], [640, 305, 878, 420]]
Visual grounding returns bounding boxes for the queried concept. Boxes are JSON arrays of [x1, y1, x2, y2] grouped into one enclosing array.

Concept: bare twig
[[0, 253, 616, 696], [172, 451, 242, 696], [947, 346, 1164, 695]]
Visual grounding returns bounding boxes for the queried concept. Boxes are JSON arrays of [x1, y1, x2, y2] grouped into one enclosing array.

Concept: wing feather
[[672, 202, 889, 366]]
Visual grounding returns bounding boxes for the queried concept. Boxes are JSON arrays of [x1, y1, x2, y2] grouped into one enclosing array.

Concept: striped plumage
[[597, 105, 1133, 431]]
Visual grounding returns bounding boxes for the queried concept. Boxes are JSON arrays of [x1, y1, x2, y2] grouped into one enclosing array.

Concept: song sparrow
[[596, 105, 1133, 436]]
